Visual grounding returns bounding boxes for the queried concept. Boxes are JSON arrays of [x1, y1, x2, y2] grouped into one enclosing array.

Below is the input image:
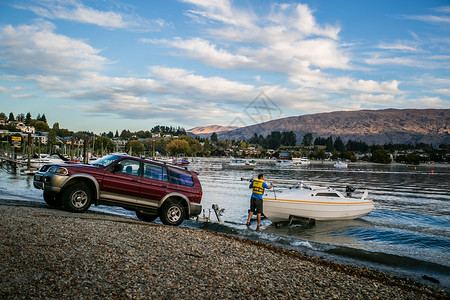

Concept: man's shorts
[[249, 196, 263, 214]]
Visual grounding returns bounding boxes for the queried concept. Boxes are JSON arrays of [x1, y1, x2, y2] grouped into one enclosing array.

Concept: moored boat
[[292, 157, 310, 166], [333, 161, 348, 168], [28, 154, 68, 169], [222, 158, 256, 170], [276, 159, 293, 167], [173, 158, 190, 166], [263, 183, 372, 222]]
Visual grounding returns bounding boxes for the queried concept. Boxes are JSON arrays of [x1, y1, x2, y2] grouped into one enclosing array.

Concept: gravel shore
[[0, 200, 447, 299]]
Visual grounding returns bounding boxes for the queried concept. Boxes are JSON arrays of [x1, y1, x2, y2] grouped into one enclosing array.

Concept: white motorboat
[[334, 161, 348, 168], [28, 154, 68, 169], [276, 159, 293, 167], [222, 158, 256, 170], [263, 183, 373, 222], [292, 157, 310, 165]]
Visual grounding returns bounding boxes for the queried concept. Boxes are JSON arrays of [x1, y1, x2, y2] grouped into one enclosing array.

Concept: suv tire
[[160, 200, 185, 226], [62, 183, 92, 213], [136, 211, 158, 222], [43, 192, 62, 207]]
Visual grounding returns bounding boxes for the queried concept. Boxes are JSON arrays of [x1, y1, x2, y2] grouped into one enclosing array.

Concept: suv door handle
[[132, 179, 138, 182], [162, 185, 167, 188]]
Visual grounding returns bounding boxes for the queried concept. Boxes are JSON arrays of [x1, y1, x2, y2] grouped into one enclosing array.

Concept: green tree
[[32, 120, 50, 133], [94, 136, 115, 155], [8, 112, 15, 121], [325, 136, 334, 152], [334, 136, 345, 152], [166, 139, 190, 156], [0, 112, 7, 122], [405, 153, 421, 165], [371, 146, 391, 164], [210, 132, 218, 143], [266, 131, 282, 149], [314, 137, 326, 146], [25, 112, 32, 125], [281, 131, 296, 146], [203, 139, 211, 154], [302, 133, 313, 146], [16, 113, 25, 122], [126, 140, 145, 156], [310, 149, 327, 160], [47, 130, 58, 153], [180, 135, 202, 156]]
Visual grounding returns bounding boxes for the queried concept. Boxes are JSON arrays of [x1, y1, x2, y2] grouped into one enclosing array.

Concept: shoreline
[[194, 157, 449, 168], [0, 199, 448, 299]]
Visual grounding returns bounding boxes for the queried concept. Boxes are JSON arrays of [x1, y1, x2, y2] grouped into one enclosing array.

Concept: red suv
[[33, 154, 202, 226]]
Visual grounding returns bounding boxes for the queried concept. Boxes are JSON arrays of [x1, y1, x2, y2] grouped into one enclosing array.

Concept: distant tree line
[[248, 131, 297, 149], [1, 111, 448, 164]]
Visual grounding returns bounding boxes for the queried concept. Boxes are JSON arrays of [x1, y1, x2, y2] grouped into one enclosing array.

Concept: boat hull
[[263, 195, 374, 222]]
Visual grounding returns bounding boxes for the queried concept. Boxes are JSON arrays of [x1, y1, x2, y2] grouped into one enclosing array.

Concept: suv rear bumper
[[190, 202, 202, 217]]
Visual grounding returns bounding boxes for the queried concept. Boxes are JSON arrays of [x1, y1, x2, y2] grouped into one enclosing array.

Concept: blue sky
[[0, 0, 449, 134]]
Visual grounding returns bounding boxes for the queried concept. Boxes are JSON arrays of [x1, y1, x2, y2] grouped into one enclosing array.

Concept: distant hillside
[[187, 125, 238, 136], [205, 109, 449, 145]]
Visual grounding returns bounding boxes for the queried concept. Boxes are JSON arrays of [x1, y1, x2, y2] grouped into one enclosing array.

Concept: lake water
[[0, 160, 449, 290]]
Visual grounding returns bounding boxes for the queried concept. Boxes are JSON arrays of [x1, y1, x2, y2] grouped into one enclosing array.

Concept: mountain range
[[187, 109, 450, 145]]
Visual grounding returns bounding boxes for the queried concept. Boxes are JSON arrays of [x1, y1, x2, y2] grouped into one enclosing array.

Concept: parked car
[[33, 154, 202, 226]]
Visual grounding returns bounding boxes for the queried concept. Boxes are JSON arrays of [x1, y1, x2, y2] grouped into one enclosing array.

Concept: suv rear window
[[169, 168, 194, 186]]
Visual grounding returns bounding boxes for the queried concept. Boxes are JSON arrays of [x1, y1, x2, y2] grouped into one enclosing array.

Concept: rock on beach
[[0, 201, 447, 299]]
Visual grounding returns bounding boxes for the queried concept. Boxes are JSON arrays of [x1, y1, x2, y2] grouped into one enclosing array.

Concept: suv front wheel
[[43, 191, 62, 207], [160, 200, 185, 226], [62, 183, 92, 213]]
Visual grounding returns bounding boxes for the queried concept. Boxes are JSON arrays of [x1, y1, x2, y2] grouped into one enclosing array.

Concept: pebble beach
[[0, 200, 448, 299]]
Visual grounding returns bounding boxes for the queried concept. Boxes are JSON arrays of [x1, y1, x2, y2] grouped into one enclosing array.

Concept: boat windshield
[[89, 155, 122, 167]]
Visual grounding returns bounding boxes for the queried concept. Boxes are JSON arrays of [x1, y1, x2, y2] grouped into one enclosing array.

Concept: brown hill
[[187, 125, 238, 135], [211, 109, 449, 145]]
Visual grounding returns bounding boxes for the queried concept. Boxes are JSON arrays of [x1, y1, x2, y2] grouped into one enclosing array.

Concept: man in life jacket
[[246, 173, 274, 228]]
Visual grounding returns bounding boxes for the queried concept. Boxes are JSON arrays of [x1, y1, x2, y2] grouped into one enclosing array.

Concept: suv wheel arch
[[61, 175, 100, 203]]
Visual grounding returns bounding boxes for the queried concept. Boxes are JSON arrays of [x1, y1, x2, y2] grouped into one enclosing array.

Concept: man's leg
[[256, 213, 261, 227], [246, 211, 253, 226]]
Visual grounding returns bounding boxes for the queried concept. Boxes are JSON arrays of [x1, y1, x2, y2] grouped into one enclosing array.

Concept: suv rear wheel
[[159, 200, 185, 226], [136, 211, 158, 222], [62, 183, 92, 213]]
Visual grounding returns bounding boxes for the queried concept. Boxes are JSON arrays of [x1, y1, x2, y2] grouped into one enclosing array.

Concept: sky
[[0, 0, 449, 134]]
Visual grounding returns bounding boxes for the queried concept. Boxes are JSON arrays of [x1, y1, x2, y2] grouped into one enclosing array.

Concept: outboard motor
[[346, 186, 356, 197]]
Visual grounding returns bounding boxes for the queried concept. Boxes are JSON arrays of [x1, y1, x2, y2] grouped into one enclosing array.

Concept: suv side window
[[143, 163, 168, 181], [114, 159, 141, 176], [168, 168, 194, 187]]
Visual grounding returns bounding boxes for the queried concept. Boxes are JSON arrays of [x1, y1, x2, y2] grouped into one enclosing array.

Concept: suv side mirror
[[111, 164, 122, 173]]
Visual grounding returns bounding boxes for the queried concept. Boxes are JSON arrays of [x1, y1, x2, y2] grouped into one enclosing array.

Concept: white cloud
[[376, 43, 420, 52], [148, 66, 255, 100], [158, 37, 253, 68], [173, 1, 348, 77], [0, 22, 107, 76], [435, 89, 450, 96], [364, 55, 416, 66], [14, 0, 166, 31]]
